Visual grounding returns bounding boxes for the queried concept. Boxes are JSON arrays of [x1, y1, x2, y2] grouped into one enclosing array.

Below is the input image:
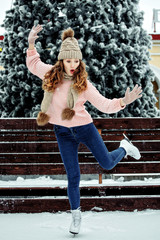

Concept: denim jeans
[[54, 122, 126, 210]]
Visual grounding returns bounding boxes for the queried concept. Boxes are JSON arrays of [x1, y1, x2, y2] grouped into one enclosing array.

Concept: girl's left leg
[[80, 123, 126, 170]]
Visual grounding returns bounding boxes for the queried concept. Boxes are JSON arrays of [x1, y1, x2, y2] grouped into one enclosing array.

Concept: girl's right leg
[[54, 125, 80, 210]]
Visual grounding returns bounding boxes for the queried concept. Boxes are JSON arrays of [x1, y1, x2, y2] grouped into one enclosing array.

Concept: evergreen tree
[[0, 0, 67, 117], [0, 0, 159, 118]]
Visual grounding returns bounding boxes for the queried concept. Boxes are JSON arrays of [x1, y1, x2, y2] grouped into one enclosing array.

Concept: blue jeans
[[54, 123, 126, 210]]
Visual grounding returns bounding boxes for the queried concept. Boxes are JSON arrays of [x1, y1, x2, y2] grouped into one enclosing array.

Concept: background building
[[149, 9, 160, 109]]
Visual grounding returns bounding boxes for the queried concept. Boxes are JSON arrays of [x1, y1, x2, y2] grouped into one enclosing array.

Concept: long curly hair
[[42, 60, 88, 94]]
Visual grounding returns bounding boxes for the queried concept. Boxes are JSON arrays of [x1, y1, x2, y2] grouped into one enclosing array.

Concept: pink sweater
[[26, 48, 125, 127]]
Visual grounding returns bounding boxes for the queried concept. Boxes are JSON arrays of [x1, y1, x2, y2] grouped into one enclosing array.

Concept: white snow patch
[[1, 176, 160, 188], [0, 210, 160, 240]]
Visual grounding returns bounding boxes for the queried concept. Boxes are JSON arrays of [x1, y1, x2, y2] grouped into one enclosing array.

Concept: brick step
[[0, 195, 160, 213], [0, 185, 160, 197]]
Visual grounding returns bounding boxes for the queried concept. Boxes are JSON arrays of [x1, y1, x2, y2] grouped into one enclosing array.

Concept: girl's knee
[[99, 155, 115, 170], [101, 162, 114, 171]]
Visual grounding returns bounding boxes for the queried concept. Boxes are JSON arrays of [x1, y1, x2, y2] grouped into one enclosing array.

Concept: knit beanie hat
[[58, 28, 82, 60]]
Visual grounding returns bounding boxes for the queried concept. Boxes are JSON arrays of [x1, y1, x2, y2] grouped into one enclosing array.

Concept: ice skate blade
[[70, 231, 78, 237], [123, 133, 132, 144]]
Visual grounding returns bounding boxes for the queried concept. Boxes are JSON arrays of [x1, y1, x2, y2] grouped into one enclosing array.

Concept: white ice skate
[[120, 133, 141, 160], [69, 208, 81, 235]]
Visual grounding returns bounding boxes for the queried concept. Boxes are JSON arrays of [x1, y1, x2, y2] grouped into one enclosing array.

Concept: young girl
[[26, 25, 142, 235]]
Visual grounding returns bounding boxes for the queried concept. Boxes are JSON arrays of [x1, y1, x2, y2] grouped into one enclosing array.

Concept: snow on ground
[[0, 210, 160, 240]]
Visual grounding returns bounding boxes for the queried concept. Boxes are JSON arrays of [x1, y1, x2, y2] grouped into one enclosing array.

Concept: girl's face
[[63, 59, 80, 76]]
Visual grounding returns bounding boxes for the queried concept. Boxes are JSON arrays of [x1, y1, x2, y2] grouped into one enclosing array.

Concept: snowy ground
[[0, 210, 160, 240]]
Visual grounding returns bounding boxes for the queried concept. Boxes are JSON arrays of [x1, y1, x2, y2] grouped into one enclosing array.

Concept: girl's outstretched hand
[[28, 24, 43, 44], [122, 85, 142, 105]]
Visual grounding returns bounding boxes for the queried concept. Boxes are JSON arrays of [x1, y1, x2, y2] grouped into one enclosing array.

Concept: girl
[[26, 25, 142, 235]]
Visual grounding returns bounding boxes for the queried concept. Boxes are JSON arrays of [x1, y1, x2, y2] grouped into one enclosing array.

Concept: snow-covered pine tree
[[0, 0, 67, 117], [0, 0, 159, 117], [77, 0, 159, 117]]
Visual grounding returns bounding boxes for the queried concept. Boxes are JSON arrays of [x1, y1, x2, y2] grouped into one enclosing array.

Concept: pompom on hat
[[58, 28, 82, 60]]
